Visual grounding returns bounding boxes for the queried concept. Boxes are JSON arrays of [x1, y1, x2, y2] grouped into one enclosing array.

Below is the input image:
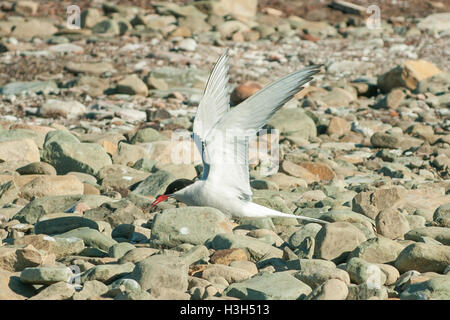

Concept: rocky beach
[[0, 0, 449, 300]]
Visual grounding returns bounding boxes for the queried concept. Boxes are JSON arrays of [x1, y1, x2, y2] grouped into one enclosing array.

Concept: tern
[[151, 49, 327, 224]]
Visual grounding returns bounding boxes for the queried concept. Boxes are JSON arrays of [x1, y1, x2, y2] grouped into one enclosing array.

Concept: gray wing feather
[[192, 49, 231, 180], [193, 49, 230, 142], [216, 65, 322, 132], [204, 64, 322, 200]]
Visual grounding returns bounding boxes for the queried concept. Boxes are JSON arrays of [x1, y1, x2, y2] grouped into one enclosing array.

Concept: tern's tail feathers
[[242, 202, 328, 224], [271, 211, 329, 224]]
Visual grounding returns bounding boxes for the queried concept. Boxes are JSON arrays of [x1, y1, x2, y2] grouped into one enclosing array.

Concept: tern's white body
[[174, 180, 325, 222], [170, 49, 326, 224]]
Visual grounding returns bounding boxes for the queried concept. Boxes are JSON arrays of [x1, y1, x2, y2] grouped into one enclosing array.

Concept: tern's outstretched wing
[[203, 64, 322, 200], [217, 65, 322, 132], [193, 49, 231, 179]]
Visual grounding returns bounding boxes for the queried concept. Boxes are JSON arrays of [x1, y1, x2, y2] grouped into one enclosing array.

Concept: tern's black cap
[[164, 179, 194, 195]]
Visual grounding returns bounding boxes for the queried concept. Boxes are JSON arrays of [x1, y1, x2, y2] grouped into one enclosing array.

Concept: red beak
[[151, 194, 169, 209]]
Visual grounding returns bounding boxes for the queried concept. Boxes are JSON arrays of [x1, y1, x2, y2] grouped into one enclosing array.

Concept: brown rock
[[73, 75, 108, 97], [83, 183, 100, 195], [0, 139, 40, 163], [80, 8, 103, 28], [395, 243, 450, 273], [261, 7, 283, 16], [11, 19, 57, 39], [0, 268, 35, 300], [170, 26, 192, 38], [377, 60, 442, 93], [210, 249, 248, 265], [130, 255, 189, 292], [145, 77, 169, 91], [306, 278, 349, 300], [281, 161, 318, 183], [311, 87, 356, 106], [301, 34, 321, 42], [18, 175, 84, 200], [376, 263, 400, 285], [384, 88, 405, 108], [15, 1, 39, 16], [352, 187, 406, 220], [0, 247, 17, 272], [406, 275, 430, 286], [13, 235, 51, 251], [73, 202, 91, 214], [327, 117, 351, 136], [231, 31, 245, 42], [243, 30, 260, 41], [0, 180, 20, 206], [405, 123, 435, 143], [230, 82, 262, 105], [370, 132, 423, 150], [189, 264, 208, 277], [348, 237, 405, 265], [209, 0, 258, 18], [400, 188, 450, 222], [299, 162, 335, 181], [314, 222, 367, 263], [229, 260, 258, 275], [102, 140, 118, 156], [201, 264, 253, 284], [265, 172, 307, 189], [0, 245, 54, 272], [433, 155, 450, 171], [119, 247, 159, 264], [351, 82, 377, 97], [28, 281, 75, 300], [66, 62, 115, 76], [376, 209, 410, 240], [73, 280, 108, 300], [16, 162, 57, 175], [116, 75, 148, 96]]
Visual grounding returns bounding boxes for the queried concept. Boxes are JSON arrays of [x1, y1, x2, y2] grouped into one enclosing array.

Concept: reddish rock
[[281, 160, 318, 184], [389, 110, 400, 117], [299, 162, 335, 181], [230, 82, 262, 105], [301, 34, 320, 42], [73, 202, 91, 213]]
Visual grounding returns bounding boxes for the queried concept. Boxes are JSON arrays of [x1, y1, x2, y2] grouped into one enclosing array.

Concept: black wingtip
[[309, 64, 324, 73], [222, 47, 230, 56], [304, 65, 323, 80]]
